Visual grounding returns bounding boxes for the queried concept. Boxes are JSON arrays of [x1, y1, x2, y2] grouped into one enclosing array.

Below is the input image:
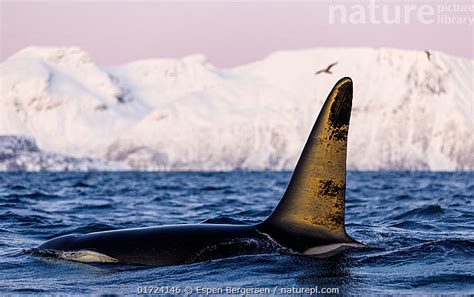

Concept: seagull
[[315, 62, 338, 75], [425, 50, 432, 61]]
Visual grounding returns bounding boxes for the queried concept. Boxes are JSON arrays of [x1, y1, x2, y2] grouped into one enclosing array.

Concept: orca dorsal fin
[[263, 77, 354, 244]]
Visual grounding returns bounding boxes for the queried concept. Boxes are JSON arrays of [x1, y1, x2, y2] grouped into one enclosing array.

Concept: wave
[[392, 204, 444, 220], [47, 223, 117, 239], [0, 211, 50, 225], [9, 184, 29, 190], [200, 185, 233, 192], [410, 273, 474, 288], [0, 191, 62, 201], [71, 181, 93, 188], [71, 203, 113, 211], [355, 239, 474, 265], [201, 216, 247, 225], [389, 221, 441, 231]]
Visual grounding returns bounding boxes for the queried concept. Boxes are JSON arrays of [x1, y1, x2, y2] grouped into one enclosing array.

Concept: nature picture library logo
[[329, 0, 474, 25]]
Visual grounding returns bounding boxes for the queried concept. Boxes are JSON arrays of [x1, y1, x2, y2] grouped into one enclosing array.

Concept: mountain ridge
[[1, 46, 472, 171]]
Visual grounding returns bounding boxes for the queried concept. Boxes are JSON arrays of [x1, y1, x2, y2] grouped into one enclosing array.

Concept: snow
[[0, 46, 472, 171]]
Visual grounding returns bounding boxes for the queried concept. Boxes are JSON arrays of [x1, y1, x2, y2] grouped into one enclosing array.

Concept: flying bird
[[425, 50, 432, 61], [315, 62, 338, 75]]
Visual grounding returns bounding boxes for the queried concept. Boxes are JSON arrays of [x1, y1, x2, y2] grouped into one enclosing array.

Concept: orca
[[38, 77, 365, 266]]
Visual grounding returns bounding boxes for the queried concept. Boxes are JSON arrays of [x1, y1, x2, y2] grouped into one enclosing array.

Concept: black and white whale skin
[[38, 77, 365, 266]]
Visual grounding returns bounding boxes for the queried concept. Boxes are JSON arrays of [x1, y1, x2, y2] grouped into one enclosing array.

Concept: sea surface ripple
[[0, 172, 472, 294]]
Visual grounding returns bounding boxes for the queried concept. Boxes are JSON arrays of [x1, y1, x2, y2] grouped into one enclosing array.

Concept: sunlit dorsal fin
[[264, 77, 353, 242]]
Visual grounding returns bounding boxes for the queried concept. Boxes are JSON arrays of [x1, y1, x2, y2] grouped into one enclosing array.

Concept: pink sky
[[1, 1, 473, 67]]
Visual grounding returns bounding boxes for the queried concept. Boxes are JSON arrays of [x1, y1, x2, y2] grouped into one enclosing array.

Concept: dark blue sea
[[0, 172, 472, 295]]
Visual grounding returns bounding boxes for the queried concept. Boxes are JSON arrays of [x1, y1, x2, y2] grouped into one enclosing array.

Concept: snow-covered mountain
[[0, 46, 472, 171]]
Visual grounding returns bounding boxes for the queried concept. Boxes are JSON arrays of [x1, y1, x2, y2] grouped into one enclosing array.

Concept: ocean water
[[0, 172, 472, 295]]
